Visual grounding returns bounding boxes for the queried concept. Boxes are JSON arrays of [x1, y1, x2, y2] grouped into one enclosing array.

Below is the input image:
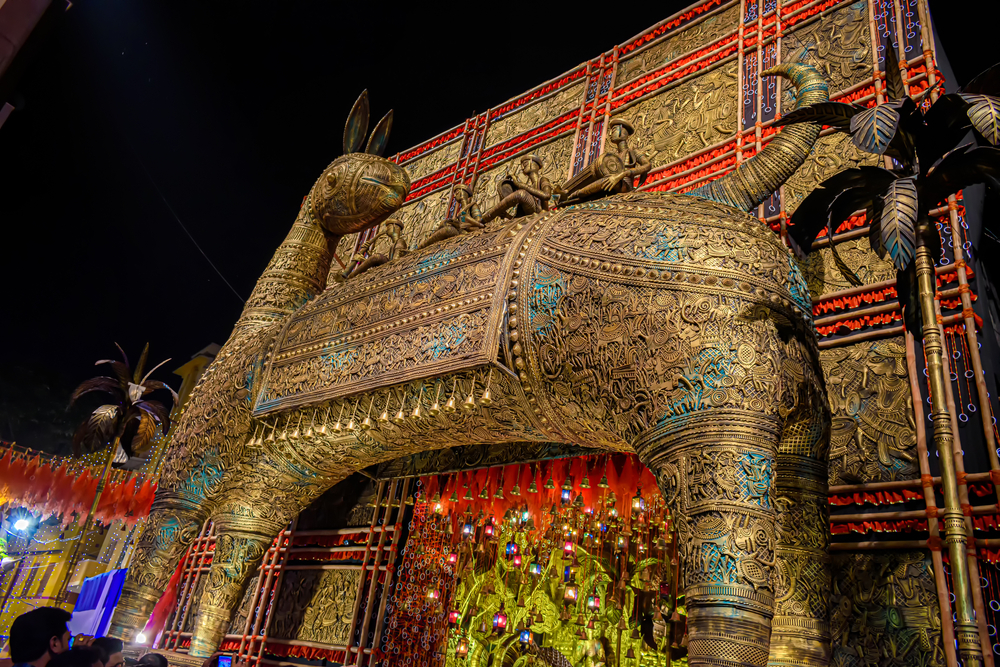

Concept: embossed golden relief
[[804, 235, 896, 296], [402, 140, 462, 184], [484, 82, 586, 147], [617, 4, 740, 84], [781, 2, 873, 100], [821, 338, 918, 485], [269, 569, 361, 646], [830, 552, 944, 666], [111, 64, 837, 667], [784, 133, 880, 215], [613, 61, 738, 168]]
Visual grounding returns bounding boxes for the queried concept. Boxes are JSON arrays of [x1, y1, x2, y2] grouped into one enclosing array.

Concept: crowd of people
[[2, 608, 170, 667]]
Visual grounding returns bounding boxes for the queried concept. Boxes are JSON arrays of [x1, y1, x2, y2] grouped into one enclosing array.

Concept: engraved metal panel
[[269, 569, 362, 646], [613, 61, 738, 169]]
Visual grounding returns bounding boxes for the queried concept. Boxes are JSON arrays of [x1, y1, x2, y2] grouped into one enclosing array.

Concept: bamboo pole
[[915, 219, 985, 665], [54, 439, 118, 603], [906, 329, 958, 666]]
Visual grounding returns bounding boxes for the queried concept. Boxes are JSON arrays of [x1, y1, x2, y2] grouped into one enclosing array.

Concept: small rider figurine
[[559, 119, 652, 205], [480, 154, 553, 225], [418, 183, 483, 249]]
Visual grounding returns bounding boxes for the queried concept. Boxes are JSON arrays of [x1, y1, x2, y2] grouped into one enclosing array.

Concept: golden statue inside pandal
[[50, 3, 996, 667]]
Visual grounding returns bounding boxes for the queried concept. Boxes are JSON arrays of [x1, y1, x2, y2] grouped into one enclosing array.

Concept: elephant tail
[[688, 61, 829, 212]]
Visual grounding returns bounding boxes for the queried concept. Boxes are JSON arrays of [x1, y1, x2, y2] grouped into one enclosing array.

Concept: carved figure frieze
[[485, 82, 586, 147], [617, 5, 740, 84], [805, 235, 897, 298], [269, 569, 361, 646], [614, 62, 739, 169], [821, 338, 918, 485], [781, 2, 872, 101]]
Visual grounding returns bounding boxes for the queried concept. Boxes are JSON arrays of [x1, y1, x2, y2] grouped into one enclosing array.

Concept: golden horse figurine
[[110, 65, 833, 667]]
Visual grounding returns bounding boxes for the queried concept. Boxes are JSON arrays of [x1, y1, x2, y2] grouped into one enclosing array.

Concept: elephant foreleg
[[188, 450, 350, 657], [107, 495, 209, 640], [636, 410, 781, 667]]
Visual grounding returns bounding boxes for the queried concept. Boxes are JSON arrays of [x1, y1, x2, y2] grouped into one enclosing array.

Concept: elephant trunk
[[689, 62, 829, 212]]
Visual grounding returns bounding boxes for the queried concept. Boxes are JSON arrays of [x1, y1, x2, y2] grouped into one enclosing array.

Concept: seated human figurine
[[479, 154, 553, 225], [341, 217, 409, 280], [418, 183, 483, 249], [558, 118, 651, 205]]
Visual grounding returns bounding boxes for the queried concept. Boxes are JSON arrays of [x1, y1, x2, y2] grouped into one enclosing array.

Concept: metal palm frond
[[70, 343, 176, 458]]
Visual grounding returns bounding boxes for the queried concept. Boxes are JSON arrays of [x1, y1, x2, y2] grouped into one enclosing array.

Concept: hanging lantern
[[449, 609, 461, 624], [484, 522, 494, 537], [529, 561, 542, 576], [426, 586, 440, 600], [521, 507, 530, 522], [564, 540, 575, 555], [587, 594, 601, 611], [506, 541, 520, 557], [519, 629, 533, 644], [564, 583, 579, 603], [456, 635, 469, 657], [447, 551, 459, 565], [632, 490, 645, 513], [512, 553, 522, 566], [493, 604, 508, 633], [462, 522, 474, 537], [561, 487, 572, 504]]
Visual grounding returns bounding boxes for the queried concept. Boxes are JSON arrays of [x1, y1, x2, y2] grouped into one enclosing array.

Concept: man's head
[[47, 648, 103, 667], [91, 640, 123, 667], [136, 655, 167, 667], [9, 607, 72, 666]]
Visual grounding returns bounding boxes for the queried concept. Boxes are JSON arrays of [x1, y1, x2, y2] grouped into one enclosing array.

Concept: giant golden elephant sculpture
[[110, 64, 832, 667]]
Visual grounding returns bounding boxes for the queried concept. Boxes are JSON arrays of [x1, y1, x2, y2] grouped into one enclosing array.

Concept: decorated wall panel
[[403, 141, 462, 186], [779, 2, 873, 95], [805, 236, 897, 296], [484, 82, 585, 147], [269, 569, 362, 646], [830, 552, 944, 666], [616, 3, 740, 84], [613, 61, 739, 169], [821, 338, 918, 486], [399, 188, 453, 251], [783, 133, 879, 214]]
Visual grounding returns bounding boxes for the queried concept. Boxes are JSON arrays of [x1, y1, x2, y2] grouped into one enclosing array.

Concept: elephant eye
[[360, 176, 387, 186]]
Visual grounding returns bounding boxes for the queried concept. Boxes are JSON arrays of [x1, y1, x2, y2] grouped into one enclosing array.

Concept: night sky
[[0, 0, 992, 452]]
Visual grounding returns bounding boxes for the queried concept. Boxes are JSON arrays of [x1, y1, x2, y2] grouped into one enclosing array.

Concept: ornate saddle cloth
[[253, 222, 521, 415]]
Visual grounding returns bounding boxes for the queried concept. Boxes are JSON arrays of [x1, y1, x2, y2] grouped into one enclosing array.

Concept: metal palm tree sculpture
[[56, 343, 176, 601], [69, 343, 177, 460], [783, 51, 1000, 666]]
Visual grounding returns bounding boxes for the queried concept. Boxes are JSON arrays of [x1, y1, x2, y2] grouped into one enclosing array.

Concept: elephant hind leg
[[768, 399, 832, 666], [636, 410, 781, 667], [108, 495, 210, 640]]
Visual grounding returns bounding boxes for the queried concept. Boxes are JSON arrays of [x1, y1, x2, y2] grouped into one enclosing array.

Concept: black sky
[[0, 0, 993, 451]]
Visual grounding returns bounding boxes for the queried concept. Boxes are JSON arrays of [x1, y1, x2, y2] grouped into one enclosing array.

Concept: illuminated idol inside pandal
[[4, 0, 1000, 665]]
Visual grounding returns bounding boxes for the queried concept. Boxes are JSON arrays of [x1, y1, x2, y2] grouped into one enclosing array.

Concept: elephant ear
[[344, 90, 370, 155], [366, 110, 393, 156]]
